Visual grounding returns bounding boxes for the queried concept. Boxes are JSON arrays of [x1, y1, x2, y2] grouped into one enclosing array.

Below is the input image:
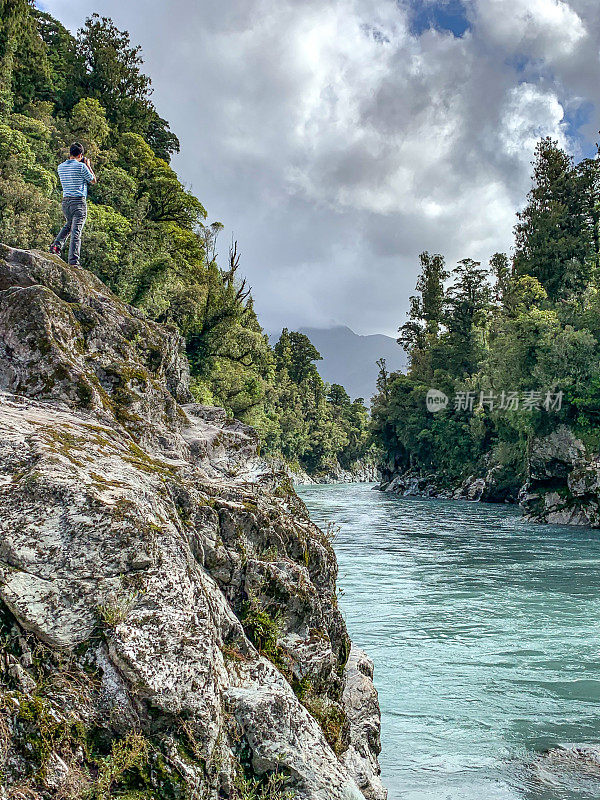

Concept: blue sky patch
[[563, 101, 597, 160], [407, 0, 470, 38]]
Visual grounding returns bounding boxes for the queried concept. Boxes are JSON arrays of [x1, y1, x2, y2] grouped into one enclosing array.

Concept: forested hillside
[[372, 137, 600, 499], [0, 0, 371, 476]]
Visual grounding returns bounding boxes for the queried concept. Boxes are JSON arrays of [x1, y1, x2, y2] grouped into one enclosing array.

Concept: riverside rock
[[0, 246, 386, 799], [340, 648, 387, 800], [519, 426, 600, 526]]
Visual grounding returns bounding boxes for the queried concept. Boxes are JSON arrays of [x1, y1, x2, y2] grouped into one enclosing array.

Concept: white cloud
[[471, 0, 587, 60], [500, 83, 569, 158], [41, 0, 599, 336]]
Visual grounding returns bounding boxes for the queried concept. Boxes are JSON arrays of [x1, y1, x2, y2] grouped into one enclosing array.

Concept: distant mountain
[[269, 325, 407, 404]]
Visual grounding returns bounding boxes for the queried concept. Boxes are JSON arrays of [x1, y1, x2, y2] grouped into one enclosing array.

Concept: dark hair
[[69, 142, 84, 157]]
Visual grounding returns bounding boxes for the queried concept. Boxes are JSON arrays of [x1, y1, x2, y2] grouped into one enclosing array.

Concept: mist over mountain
[[270, 326, 407, 403]]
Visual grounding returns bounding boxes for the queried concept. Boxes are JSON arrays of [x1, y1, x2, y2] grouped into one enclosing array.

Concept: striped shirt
[[57, 159, 94, 198]]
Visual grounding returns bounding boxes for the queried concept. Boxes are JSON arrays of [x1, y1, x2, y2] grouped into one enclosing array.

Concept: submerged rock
[[540, 744, 600, 771], [528, 745, 600, 794], [0, 246, 386, 799]]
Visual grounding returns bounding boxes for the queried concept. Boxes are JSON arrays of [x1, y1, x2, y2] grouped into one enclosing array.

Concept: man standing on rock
[[50, 142, 96, 266]]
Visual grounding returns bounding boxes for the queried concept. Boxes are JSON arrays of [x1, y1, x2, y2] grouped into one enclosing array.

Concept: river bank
[[377, 425, 600, 528]]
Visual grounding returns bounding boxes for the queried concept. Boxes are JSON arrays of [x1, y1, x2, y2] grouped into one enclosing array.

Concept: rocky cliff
[[519, 426, 600, 527], [0, 246, 386, 800]]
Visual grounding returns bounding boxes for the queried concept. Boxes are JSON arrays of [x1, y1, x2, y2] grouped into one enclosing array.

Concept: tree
[[398, 251, 448, 353], [0, 121, 56, 247], [432, 258, 491, 379], [117, 132, 204, 225], [34, 10, 83, 113], [68, 97, 109, 159], [0, 0, 39, 116], [336, 396, 370, 468], [513, 137, 591, 300], [328, 383, 351, 408], [374, 358, 390, 405], [77, 15, 179, 159], [489, 252, 510, 306], [576, 156, 600, 275], [274, 330, 322, 384], [502, 275, 547, 318]]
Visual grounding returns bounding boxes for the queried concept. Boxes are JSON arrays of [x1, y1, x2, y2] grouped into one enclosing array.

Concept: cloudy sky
[[41, 0, 599, 335]]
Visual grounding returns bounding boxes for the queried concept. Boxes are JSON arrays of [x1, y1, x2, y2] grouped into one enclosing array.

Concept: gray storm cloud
[[42, 0, 598, 335]]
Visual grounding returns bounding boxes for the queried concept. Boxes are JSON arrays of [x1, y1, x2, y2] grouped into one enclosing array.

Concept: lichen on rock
[[0, 246, 386, 799]]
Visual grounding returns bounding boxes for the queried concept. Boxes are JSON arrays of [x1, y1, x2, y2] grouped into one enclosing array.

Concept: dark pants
[[53, 197, 87, 265]]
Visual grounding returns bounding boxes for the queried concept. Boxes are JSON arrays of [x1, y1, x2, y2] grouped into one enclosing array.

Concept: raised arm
[[82, 157, 97, 185]]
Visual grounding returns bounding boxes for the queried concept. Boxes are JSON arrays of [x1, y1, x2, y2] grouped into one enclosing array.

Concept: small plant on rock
[[93, 732, 149, 799], [234, 766, 295, 799], [238, 588, 295, 677], [97, 589, 140, 628], [323, 521, 340, 543], [240, 591, 282, 658]]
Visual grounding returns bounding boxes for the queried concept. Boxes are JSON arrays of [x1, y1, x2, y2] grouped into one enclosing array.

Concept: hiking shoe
[[49, 244, 61, 255]]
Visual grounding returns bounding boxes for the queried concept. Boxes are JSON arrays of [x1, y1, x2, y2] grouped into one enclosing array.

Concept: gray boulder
[[340, 647, 387, 800], [528, 744, 600, 794], [520, 426, 600, 526]]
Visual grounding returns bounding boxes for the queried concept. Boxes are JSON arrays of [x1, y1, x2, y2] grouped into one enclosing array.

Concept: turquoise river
[[298, 483, 600, 800]]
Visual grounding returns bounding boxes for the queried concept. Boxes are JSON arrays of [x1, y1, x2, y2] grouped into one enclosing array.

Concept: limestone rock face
[[528, 425, 585, 482], [282, 460, 379, 486], [519, 426, 600, 526], [379, 472, 441, 498], [340, 648, 387, 800], [307, 461, 380, 485], [0, 247, 385, 799], [456, 475, 486, 502]]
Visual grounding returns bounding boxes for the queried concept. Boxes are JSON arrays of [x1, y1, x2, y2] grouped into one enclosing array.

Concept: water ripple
[[299, 484, 600, 800]]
